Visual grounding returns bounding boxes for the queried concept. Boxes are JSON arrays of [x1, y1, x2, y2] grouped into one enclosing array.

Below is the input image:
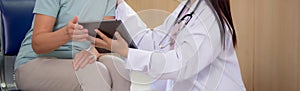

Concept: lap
[[15, 57, 110, 91], [15, 55, 130, 91]]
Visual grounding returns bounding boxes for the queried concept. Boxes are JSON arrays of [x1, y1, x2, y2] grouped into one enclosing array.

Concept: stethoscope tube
[[157, 0, 202, 49]]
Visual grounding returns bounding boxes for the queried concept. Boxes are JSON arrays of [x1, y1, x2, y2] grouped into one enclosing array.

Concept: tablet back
[[79, 20, 138, 53]]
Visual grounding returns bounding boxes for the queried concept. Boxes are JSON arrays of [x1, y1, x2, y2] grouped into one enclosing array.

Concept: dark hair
[[209, 0, 237, 48]]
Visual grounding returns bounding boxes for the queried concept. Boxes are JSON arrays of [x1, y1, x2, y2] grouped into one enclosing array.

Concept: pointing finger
[[95, 29, 112, 44]]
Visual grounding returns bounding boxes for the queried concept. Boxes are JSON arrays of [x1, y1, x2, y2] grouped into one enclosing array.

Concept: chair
[[0, 0, 35, 90]]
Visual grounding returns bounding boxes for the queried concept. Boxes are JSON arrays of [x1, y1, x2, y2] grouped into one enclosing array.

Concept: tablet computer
[[79, 20, 138, 53]]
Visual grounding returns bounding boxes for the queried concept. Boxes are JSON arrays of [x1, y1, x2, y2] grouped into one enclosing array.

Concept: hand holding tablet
[[79, 20, 138, 53]]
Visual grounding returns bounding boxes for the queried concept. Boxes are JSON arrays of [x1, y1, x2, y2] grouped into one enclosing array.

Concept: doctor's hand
[[66, 16, 89, 42], [90, 30, 129, 58], [73, 49, 97, 71]]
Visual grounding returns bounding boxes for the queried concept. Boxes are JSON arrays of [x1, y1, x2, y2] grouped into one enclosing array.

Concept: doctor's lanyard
[[158, 0, 202, 49]]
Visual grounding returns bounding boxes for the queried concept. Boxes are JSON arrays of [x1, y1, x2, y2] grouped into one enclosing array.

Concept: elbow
[[32, 44, 44, 54], [32, 41, 48, 54]]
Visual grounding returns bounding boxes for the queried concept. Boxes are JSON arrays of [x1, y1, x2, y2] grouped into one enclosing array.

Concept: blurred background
[[126, 0, 300, 91]]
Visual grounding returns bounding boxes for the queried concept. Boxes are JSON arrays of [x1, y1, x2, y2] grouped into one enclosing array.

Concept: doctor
[[91, 0, 246, 90]]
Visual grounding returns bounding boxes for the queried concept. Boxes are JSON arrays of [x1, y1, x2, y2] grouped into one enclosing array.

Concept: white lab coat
[[115, 1, 246, 91]]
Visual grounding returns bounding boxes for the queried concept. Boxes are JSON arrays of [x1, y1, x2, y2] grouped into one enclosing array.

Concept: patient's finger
[[75, 51, 86, 70], [73, 53, 80, 70], [87, 36, 95, 43], [80, 54, 92, 69], [72, 34, 89, 41], [88, 55, 96, 64], [73, 29, 88, 35], [75, 24, 84, 30]]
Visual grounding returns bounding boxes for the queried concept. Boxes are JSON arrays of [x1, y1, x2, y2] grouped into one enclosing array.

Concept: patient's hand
[[73, 49, 97, 71], [66, 16, 89, 42]]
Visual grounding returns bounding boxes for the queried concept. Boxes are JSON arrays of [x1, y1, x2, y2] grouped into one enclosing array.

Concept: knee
[[97, 55, 130, 79], [98, 55, 125, 65], [95, 62, 109, 73], [95, 62, 112, 84]]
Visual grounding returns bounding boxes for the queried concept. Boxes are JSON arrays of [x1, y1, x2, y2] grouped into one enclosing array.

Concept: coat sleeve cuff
[[126, 48, 152, 71]]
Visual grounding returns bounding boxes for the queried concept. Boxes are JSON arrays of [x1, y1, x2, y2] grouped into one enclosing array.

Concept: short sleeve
[[33, 0, 60, 18], [104, 0, 116, 16]]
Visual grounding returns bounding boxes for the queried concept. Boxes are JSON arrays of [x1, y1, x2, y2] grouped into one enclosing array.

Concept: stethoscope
[[157, 0, 202, 49]]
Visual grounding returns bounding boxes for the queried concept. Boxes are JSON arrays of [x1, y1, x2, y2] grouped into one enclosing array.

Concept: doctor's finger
[[94, 38, 108, 48], [114, 32, 126, 42], [95, 30, 112, 44]]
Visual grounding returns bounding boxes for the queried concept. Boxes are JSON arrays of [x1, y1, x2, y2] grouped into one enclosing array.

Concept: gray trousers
[[15, 55, 130, 91]]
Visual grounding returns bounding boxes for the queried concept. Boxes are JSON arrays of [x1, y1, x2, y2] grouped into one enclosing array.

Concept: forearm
[[32, 26, 71, 54]]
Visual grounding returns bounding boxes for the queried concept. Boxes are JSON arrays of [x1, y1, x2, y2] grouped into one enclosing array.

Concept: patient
[[15, 0, 130, 91]]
